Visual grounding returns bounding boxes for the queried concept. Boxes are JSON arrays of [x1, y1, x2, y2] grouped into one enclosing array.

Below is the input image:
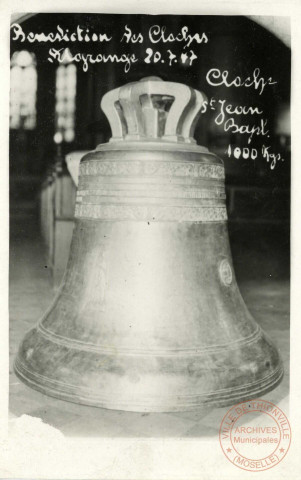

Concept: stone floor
[[9, 214, 289, 437]]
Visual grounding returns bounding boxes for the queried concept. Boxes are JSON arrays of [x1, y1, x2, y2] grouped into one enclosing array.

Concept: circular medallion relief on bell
[[219, 259, 233, 286]]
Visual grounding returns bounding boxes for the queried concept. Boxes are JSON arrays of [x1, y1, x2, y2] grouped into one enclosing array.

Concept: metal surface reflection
[[15, 77, 283, 412]]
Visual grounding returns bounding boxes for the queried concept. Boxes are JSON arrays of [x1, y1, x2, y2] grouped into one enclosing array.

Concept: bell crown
[[101, 76, 207, 144]]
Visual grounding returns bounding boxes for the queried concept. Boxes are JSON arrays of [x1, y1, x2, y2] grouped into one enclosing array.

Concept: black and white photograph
[[1, 2, 300, 478]]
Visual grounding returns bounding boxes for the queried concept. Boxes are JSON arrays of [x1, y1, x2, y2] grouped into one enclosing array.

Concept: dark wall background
[[10, 14, 291, 281]]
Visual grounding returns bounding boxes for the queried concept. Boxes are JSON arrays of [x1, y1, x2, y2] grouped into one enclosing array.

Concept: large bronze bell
[[15, 77, 283, 412]]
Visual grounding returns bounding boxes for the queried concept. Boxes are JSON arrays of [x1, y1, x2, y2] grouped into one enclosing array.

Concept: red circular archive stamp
[[219, 399, 291, 471]]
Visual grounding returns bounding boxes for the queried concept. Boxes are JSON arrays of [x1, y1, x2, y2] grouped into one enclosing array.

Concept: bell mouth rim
[[14, 356, 283, 413]]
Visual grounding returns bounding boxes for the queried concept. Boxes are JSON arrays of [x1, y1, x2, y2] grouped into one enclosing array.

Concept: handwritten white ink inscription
[[205, 68, 285, 169], [10, 22, 286, 170], [10, 23, 208, 72], [206, 68, 277, 96], [121, 25, 208, 48]]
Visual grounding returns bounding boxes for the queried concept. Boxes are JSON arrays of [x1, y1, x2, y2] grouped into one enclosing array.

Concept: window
[[10, 50, 37, 130], [54, 63, 77, 144]]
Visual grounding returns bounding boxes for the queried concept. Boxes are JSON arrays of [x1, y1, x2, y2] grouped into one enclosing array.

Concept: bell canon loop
[[15, 77, 283, 412]]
